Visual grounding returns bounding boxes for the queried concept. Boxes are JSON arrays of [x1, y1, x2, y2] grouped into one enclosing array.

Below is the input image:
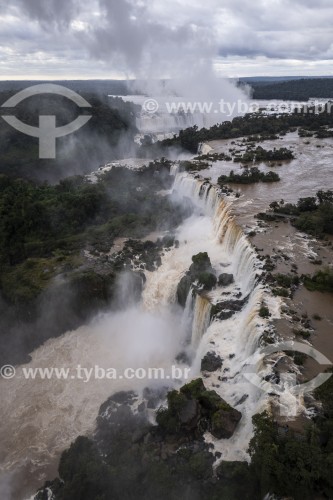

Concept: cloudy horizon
[[1, 0, 333, 80]]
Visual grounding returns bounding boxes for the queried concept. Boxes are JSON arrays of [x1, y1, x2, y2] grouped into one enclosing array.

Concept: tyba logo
[[1, 84, 92, 159]]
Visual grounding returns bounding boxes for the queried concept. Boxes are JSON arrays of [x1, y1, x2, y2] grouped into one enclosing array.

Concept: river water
[[1, 126, 333, 500]]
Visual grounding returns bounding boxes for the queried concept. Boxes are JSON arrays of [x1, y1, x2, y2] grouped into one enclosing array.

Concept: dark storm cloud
[[12, 0, 78, 26], [1, 0, 333, 77], [4, 0, 213, 77]]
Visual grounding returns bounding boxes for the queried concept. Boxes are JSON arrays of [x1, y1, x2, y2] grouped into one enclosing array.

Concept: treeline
[[0, 80, 134, 94], [235, 146, 294, 163], [248, 393, 333, 500], [268, 190, 333, 236], [142, 106, 333, 155], [0, 161, 174, 276], [0, 162, 193, 364], [0, 160, 186, 309], [218, 167, 280, 185], [304, 268, 333, 293], [249, 78, 333, 101]]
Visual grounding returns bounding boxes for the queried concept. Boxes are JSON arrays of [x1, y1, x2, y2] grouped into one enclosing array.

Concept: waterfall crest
[[173, 172, 259, 295]]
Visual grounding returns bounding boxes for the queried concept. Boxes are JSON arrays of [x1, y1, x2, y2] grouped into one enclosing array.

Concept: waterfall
[[172, 170, 271, 460], [221, 221, 258, 295], [191, 295, 212, 348], [130, 96, 209, 134], [0, 164, 271, 495], [198, 142, 213, 155], [173, 172, 259, 295], [170, 163, 180, 177], [180, 290, 195, 342]]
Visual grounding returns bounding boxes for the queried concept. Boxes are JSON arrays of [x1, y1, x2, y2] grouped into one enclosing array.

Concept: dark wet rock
[[217, 310, 234, 320], [216, 461, 250, 480], [211, 407, 242, 439], [301, 318, 312, 329], [175, 351, 191, 365], [156, 378, 241, 440], [161, 235, 175, 248], [113, 238, 167, 273], [102, 390, 137, 408], [138, 402, 146, 413], [210, 295, 249, 320], [235, 394, 249, 406], [178, 399, 199, 427], [132, 426, 150, 444], [143, 386, 170, 409], [177, 274, 193, 307], [198, 272, 217, 291], [201, 352, 223, 372], [38, 380, 243, 500], [264, 372, 280, 384], [177, 252, 217, 307], [218, 273, 234, 286]]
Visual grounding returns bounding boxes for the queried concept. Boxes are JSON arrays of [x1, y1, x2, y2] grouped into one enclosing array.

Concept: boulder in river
[[201, 352, 223, 372], [156, 378, 241, 440], [218, 273, 234, 287]]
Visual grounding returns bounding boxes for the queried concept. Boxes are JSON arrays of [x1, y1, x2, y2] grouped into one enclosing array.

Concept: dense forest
[[264, 190, 333, 238], [247, 78, 333, 101], [0, 161, 190, 365], [0, 80, 134, 95], [218, 167, 280, 184]]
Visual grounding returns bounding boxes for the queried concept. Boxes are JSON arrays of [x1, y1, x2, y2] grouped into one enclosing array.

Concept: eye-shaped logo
[[1, 84, 92, 159], [243, 341, 332, 416]]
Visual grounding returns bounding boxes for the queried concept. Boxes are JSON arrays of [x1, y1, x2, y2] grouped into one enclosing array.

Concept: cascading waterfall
[[129, 96, 210, 135], [0, 164, 274, 498], [174, 172, 259, 295], [173, 171, 263, 345], [198, 142, 213, 155], [170, 163, 180, 177], [191, 295, 212, 349], [172, 170, 271, 460], [221, 222, 259, 295], [180, 290, 195, 342]]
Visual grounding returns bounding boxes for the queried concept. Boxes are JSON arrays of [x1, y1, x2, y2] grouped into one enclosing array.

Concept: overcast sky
[[1, 0, 332, 79]]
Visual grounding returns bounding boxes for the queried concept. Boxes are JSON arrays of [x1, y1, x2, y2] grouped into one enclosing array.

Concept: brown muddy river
[[205, 131, 333, 219], [205, 132, 333, 395]]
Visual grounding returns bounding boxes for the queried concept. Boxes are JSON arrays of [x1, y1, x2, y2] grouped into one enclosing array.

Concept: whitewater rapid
[[168, 172, 274, 460], [0, 167, 278, 498]]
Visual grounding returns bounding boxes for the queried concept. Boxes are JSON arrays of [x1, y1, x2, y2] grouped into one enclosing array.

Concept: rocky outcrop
[[201, 352, 223, 372], [218, 273, 234, 286], [156, 378, 241, 440], [211, 407, 242, 439], [112, 238, 173, 272], [177, 252, 217, 307], [36, 381, 243, 500], [210, 295, 249, 321]]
